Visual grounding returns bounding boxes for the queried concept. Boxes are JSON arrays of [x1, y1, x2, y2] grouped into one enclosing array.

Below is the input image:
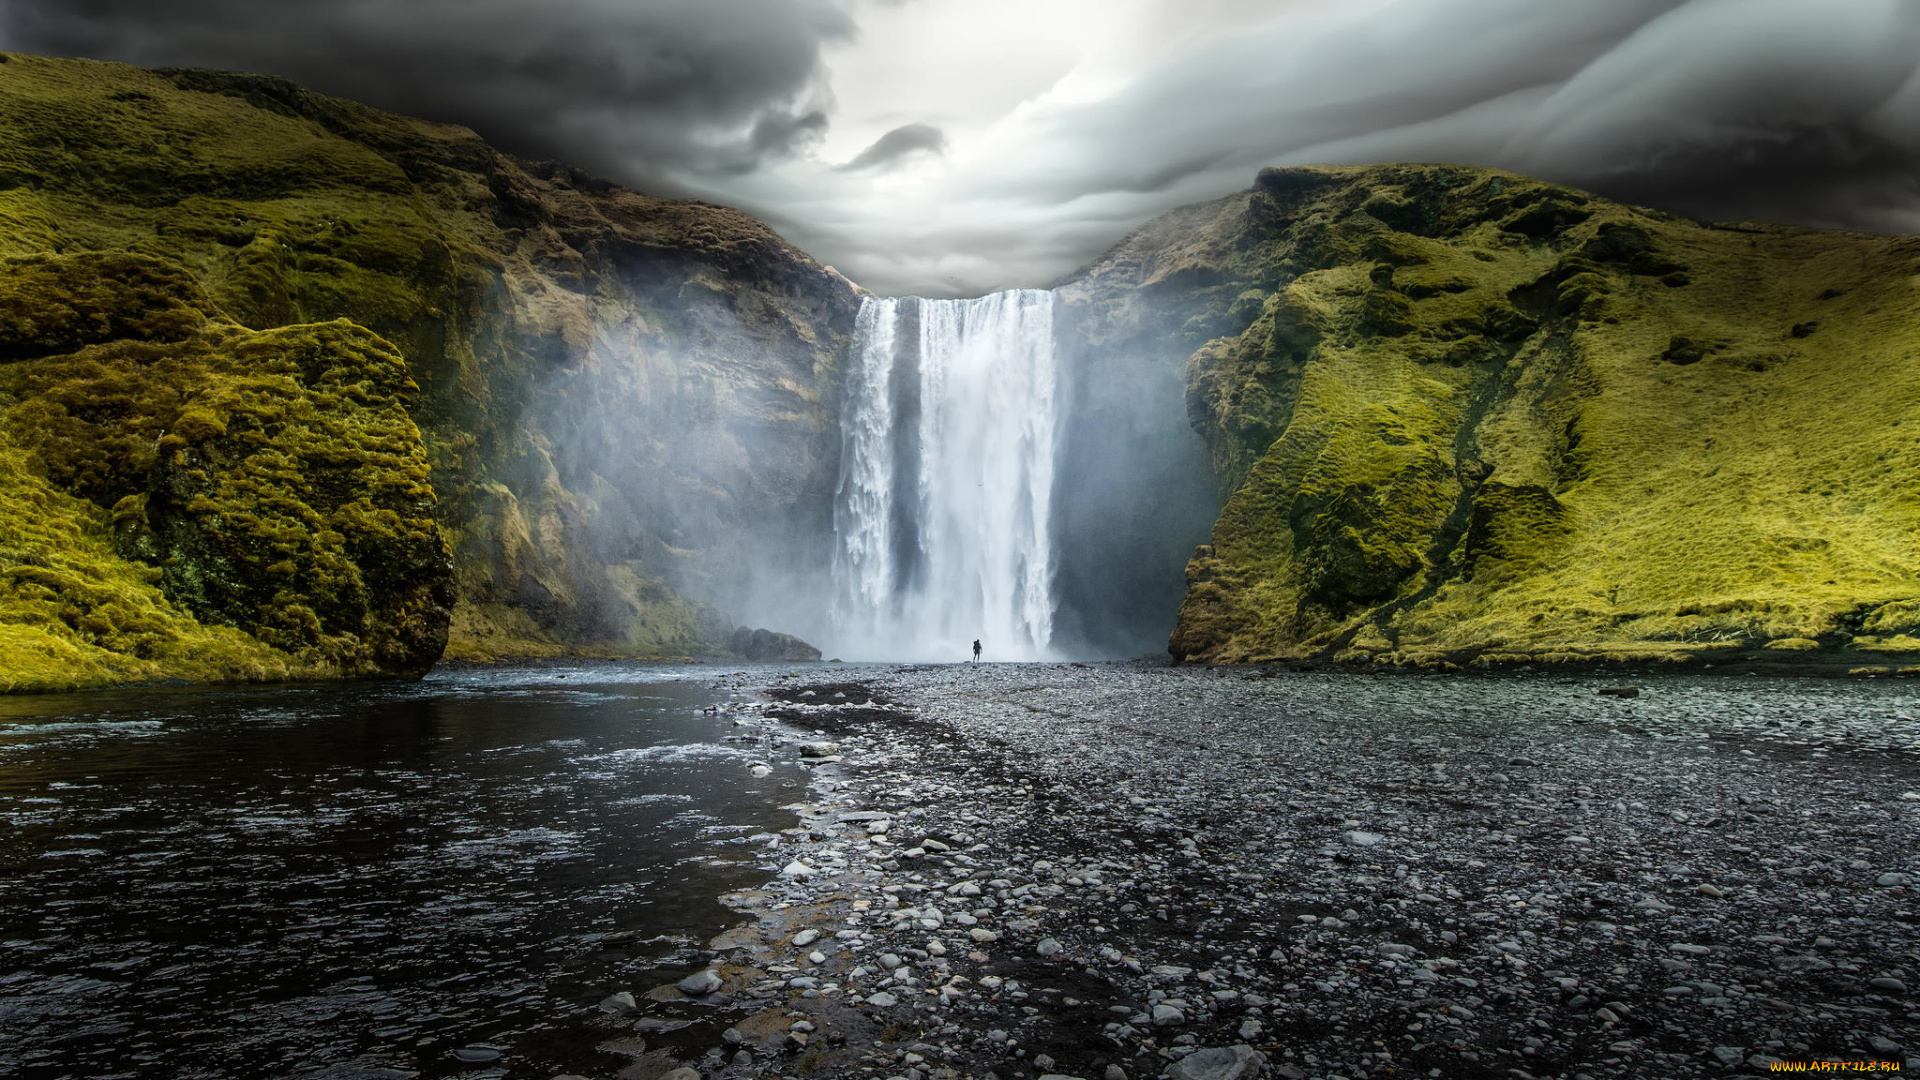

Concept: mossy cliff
[[0, 54, 857, 687], [1064, 164, 1920, 669], [0, 243, 448, 690]]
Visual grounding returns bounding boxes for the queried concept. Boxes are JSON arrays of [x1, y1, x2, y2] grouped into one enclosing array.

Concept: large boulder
[[730, 626, 821, 662]]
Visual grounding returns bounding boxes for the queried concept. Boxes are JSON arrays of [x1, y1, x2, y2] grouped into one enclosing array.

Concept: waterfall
[[831, 290, 1059, 661]]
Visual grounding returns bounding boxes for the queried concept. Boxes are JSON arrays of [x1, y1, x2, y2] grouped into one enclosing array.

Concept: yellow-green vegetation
[[0, 426, 295, 692], [0, 54, 857, 683], [1083, 164, 1920, 666], [0, 247, 451, 689]]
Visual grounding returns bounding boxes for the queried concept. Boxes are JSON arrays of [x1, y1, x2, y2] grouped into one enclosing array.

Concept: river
[[0, 663, 810, 1080]]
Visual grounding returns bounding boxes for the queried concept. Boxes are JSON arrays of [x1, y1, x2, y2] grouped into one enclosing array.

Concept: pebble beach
[[592, 663, 1920, 1080]]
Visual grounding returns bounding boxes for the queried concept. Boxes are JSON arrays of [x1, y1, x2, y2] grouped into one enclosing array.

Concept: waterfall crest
[[831, 290, 1059, 661]]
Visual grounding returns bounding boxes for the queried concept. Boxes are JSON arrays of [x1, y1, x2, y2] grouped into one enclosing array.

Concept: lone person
[[971, 639, 982, 664]]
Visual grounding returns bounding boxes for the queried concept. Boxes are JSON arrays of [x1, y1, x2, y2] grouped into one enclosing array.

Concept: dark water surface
[[0, 664, 807, 1080]]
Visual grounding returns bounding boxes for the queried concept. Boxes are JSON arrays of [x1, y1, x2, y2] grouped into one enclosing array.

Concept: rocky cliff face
[[1068, 164, 1920, 669], [0, 54, 857, 689], [1051, 197, 1247, 656]]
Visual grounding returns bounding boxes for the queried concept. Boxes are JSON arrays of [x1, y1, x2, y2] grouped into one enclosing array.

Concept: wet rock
[[731, 626, 821, 662], [721, 663, 1920, 1080], [598, 991, 638, 1015], [450, 1046, 501, 1063], [1161, 1045, 1264, 1080], [677, 969, 724, 996]]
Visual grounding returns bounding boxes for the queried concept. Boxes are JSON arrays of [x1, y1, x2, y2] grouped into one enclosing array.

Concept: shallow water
[[0, 664, 807, 1080]]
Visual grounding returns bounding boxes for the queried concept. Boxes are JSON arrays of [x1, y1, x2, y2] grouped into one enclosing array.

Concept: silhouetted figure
[[972, 639, 982, 664]]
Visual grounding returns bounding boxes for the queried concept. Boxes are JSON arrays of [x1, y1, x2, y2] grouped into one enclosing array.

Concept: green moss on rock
[[0, 426, 297, 693], [0, 247, 452, 684], [1076, 163, 1920, 666], [0, 54, 858, 685]]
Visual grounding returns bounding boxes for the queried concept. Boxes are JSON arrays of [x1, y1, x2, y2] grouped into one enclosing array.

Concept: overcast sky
[[8, 0, 1920, 295]]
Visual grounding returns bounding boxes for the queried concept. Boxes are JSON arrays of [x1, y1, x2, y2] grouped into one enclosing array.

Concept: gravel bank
[[606, 663, 1920, 1080]]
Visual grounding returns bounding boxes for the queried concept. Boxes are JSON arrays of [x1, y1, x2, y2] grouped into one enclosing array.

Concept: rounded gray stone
[[1161, 1045, 1265, 1080]]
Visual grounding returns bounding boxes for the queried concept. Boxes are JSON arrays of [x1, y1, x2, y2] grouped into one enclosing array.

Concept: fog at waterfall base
[[831, 291, 1061, 662], [822, 287, 1216, 663], [538, 286, 1186, 664]]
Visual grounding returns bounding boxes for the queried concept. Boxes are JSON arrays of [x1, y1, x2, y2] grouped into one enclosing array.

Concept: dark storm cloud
[[1, 0, 853, 186], [8, 0, 1920, 294], [801, 0, 1920, 294], [972, 0, 1920, 268], [838, 121, 946, 171], [1500, 0, 1920, 230]]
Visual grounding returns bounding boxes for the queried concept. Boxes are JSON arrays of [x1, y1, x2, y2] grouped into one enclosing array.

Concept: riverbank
[[614, 662, 1918, 1080]]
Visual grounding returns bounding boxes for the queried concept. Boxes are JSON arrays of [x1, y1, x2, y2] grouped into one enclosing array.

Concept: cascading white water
[[833, 296, 905, 642], [831, 290, 1059, 661]]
